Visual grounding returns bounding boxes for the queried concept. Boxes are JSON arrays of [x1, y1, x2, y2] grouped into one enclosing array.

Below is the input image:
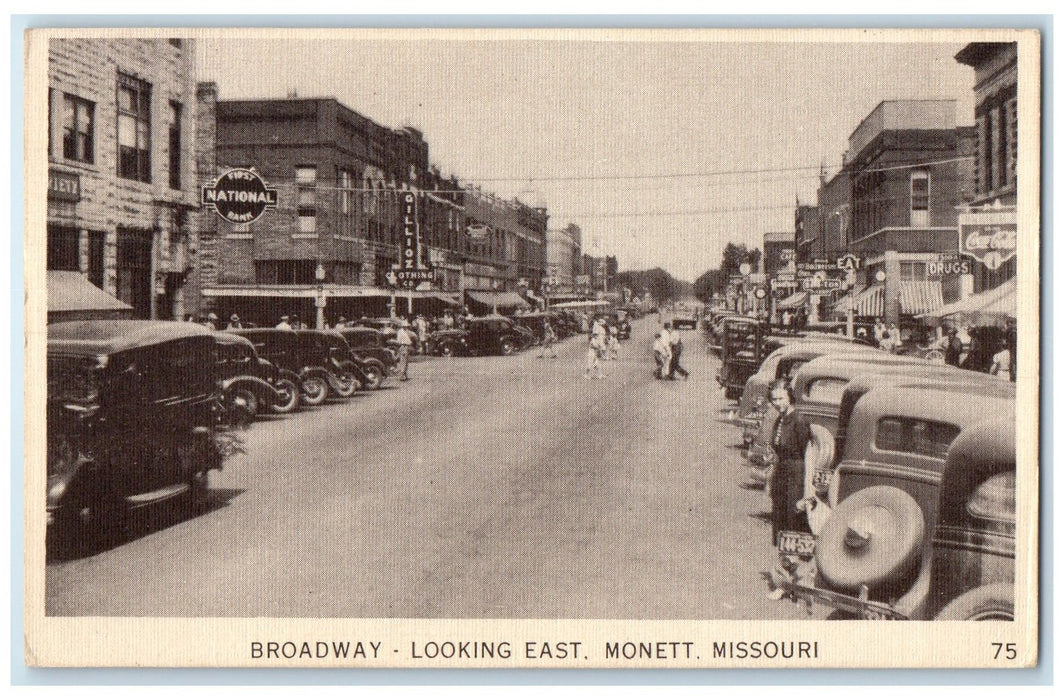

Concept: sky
[[197, 31, 977, 282]]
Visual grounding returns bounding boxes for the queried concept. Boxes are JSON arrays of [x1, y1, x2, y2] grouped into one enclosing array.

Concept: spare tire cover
[[816, 485, 925, 593]]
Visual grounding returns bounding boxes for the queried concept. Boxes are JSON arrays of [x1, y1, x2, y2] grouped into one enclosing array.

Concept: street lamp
[[315, 262, 326, 329]]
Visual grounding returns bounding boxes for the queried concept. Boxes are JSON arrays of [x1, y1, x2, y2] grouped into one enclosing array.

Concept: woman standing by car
[[767, 379, 812, 544]]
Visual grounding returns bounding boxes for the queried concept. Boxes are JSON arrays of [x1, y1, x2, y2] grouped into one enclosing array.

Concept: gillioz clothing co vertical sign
[[958, 209, 1018, 271], [201, 168, 279, 224], [396, 190, 435, 289]]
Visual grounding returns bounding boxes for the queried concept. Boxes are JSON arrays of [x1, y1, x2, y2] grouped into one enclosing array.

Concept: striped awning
[[852, 284, 884, 317], [832, 285, 865, 314], [777, 291, 808, 309], [899, 280, 944, 315], [920, 277, 1015, 323]]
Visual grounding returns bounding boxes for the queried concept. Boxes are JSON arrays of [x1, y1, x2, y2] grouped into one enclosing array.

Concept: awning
[[832, 285, 865, 315], [551, 299, 610, 309], [920, 277, 1016, 324], [899, 280, 944, 315], [852, 284, 884, 317], [465, 290, 531, 309], [777, 291, 808, 309], [47, 270, 133, 321]]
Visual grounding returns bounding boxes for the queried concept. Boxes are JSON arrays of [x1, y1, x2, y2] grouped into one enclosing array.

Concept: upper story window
[[910, 170, 929, 227], [339, 169, 353, 215], [168, 101, 182, 189], [295, 166, 317, 185], [117, 72, 151, 182], [62, 94, 95, 164]]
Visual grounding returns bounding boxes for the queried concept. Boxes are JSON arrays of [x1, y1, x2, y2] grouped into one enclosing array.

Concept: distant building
[[545, 224, 583, 296], [47, 38, 200, 320]]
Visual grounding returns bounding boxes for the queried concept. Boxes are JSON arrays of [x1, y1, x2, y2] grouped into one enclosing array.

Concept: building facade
[[796, 100, 977, 326], [197, 92, 548, 325], [47, 38, 200, 320], [545, 223, 583, 295], [955, 42, 1018, 294]]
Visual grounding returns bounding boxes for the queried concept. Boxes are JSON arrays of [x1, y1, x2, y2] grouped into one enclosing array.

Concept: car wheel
[[361, 363, 384, 390], [934, 583, 1014, 621], [300, 376, 329, 406], [54, 478, 126, 550], [500, 339, 516, 356], [333, 364, 359, 398], [271, 378, 300, 414], [229, 387, 259, 420]]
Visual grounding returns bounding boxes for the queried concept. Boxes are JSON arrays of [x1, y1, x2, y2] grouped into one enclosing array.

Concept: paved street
[[46, 317, 804, 620]]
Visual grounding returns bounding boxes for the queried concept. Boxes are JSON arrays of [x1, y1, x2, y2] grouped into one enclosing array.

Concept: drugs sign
[[959, 209, 1017, 270], [201, 168, 278, 223]]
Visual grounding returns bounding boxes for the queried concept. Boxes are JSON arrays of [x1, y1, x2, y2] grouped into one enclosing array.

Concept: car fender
[[220, 375, 282, 403]]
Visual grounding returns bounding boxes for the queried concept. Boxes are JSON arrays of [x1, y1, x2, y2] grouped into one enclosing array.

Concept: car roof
[[48, 320, 214, 356], [794, 353, 931, 385], [213, 331, 256, 348], [843, 364, 1005, 396], [851, 383, 1015, 430]]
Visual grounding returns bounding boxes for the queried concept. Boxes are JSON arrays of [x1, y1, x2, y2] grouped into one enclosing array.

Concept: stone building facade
[[47, 37, 200, 319]]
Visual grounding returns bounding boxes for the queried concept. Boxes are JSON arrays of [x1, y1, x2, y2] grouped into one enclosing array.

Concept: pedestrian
[[275, 315, 292, 330], [781, 309, 792, 332], [990, 337, 1012, 381], [443, 310, 455, 329], [414, 314, 428, 354], [873, 318, 887, 345], [331, 316, 347, 330], [652, 330, 672, 379], [886, 323, 902, 353], [538, 320, 558, 358], [585, 327, 605, 379], [667, 324, 689, 380], [944, 326, 963, 367], [201, 312, 218, 331], [393, 322, 414, 381], [226, 314, 243, 331], [766, 379, 812, 547]]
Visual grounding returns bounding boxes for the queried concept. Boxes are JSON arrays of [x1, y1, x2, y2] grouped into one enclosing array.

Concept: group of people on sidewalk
[[652, 322, 689, 381]]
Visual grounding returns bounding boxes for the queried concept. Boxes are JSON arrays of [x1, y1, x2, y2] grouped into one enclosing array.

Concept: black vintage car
[[426, 316, 530, 357], [214, 332, 298, 420], [337, 326, 399, 377], [304, 329, 386, 392], [47, 321, 226, 537], [232, 329, 355, 405]]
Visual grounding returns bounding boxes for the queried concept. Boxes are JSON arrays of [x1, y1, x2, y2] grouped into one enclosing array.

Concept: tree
[[693, 268, 727, 303], [720, 242, 763, 276]]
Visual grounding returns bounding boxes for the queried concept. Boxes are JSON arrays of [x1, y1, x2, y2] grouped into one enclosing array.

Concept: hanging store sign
[[396, 190, 434, 289], [48, 169, 81, 202], [201, 168, 278, 224], [466, 223, 490, 241], [926, 254, 972, 276], [959, 209, 1017, 271]]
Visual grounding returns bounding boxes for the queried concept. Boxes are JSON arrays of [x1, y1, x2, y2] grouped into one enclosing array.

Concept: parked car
[[232, 328, 353, 405], [425, 316, 531, 357], [927, 416, 1016, 620], [774, 381, 1015, 620], [716, 317, 768, 400], [47, 321, 225, 538], [337, 326, 399, 375], [731, 340, 883, 445], [214, 331, 297, 420]]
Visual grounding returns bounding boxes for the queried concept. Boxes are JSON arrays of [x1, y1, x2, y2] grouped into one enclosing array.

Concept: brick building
[[198, 91, 547, 325], [955, 42, 1018, 294], [798, 100, 977, 326], [47, 38, 200, 320]]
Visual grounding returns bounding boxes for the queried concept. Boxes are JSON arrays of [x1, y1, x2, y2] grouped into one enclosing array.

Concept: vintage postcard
[[23, 26, 1040, 669]]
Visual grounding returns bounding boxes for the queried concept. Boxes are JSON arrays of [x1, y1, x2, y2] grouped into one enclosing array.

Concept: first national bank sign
[[201, 168, 279, 224]]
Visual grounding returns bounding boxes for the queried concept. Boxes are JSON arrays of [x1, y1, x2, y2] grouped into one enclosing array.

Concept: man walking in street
[[653, 330, 672, 379], [538, 320, 558, 358], [666, 323, 690, 380], [393, 321, 414, 381]]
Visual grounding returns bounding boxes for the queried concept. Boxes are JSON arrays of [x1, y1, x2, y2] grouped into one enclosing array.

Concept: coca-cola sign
[[958, 210, 1017, 271]]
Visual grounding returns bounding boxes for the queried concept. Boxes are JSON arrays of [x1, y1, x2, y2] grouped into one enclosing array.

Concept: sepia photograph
[[22, 25, 1041, 669]]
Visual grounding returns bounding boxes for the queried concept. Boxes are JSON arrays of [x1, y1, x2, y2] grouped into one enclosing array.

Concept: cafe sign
[[959, 209, 1017, 271], [201, 168, 278, 224]]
